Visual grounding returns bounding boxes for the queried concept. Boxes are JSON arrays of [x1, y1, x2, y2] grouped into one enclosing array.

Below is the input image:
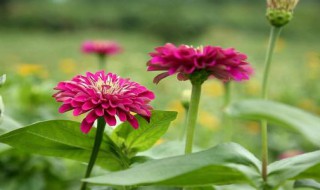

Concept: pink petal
[[104, 115, 117, 126], [95, 107, 104, 116], [153, 72, 170, 84], [127, 114, 139, 129], [85, 110, 98, 123], [82, 101, 95, 111], [58, 104, 73, 113], [73, 108, 86, 116], [117, 110, 127, 121], [81, 119, 94, 134]]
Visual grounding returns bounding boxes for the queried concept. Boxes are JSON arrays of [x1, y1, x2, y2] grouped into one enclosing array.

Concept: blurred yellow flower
[[167, 100, 186, 125], [298, 99, 318, 113], [16, 63, 48, 78], [155, 138, 165, 145], [59, 58, 77, 74], [305, 52, 320, 79], [245, 121, 260, 135], [198, 111, 220, 131], [203, 81, 223, 97], [245, 80, 261, 96]]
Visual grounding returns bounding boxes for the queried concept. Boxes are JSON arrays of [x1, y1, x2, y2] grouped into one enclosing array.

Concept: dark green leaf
[[0, 120, 125, 171], [111, 110, 177, 155], [84, 143, 262, 188], [268, 151, 320, 188], [294, 179, 320, 189], [226, 99, 320, 146]]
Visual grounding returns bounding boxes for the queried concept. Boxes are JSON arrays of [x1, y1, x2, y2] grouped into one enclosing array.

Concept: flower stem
[[184, 83, 202, 154], [222, 82, 233, 142], [98, 54, 106, 71], [261, 26, 282, 182], [80, 117, 106, 190], [262, 26, 282, 99]]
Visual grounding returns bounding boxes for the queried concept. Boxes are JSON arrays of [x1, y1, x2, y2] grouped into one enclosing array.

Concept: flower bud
[[266, 0, 299, 27], [181, 89, 191, 110], [0, 96, 4, 119], [0, 74, 6, 87]]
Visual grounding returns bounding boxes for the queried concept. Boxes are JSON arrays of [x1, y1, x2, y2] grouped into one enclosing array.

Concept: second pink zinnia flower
[[147, 43, 253, 84], [81, 40, 122, 56], [53, 71, 155, 133]]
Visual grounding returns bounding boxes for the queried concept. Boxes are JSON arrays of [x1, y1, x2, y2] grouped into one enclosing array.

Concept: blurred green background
[[0, 0, 319, 189]]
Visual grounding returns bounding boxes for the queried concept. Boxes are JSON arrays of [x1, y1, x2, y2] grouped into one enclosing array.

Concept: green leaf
[[267, 150, 320, 188], [226, 99, 320, 146], [0, 120, 125, 171], [84, 143, 262, 188], [140, 141, 186, 159], [111, 110, 177, 156], [294, 179, 320, 189]]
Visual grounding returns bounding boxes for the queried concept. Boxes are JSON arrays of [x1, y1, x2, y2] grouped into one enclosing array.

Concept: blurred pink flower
[[278, 150, 304, 160], [147, 43, 253, 84], [81, 40, 122, 55], [53, 71, 155, 133]]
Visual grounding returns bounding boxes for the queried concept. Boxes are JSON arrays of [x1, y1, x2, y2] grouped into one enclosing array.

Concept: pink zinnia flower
[[147, 43, 253, 84], [53, 71, 155, 133], [278, 150, 303, 160], [81, 40, 122, 55]]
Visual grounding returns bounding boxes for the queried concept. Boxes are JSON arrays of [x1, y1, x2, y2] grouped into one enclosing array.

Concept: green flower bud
[[0, 74, 6, 87], [181, 89, 191, 110], [266, 0, 299, 27], [0, 96, 4, 119]]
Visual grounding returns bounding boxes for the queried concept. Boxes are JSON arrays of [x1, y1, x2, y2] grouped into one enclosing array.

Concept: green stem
[[261, 26, 282, 182], [222, 82, 233, 142], [184, 83, 202, 154], [262, 26, 282, 99], [80, 117, 106, 190], [98, 54, 106, 71]]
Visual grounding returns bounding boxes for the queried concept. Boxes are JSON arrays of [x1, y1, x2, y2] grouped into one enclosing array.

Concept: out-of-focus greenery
[[0, 0, 319, 189]]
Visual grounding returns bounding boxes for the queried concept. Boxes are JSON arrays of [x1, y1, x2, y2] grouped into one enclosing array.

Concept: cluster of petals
[[53, 71, 155, 133], [147, 43, 253, 84], [81, 40, 122, 55]]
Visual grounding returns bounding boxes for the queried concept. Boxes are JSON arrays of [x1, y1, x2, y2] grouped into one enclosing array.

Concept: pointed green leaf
[[111, 110, 177, 155], [294, 179, 320, 189], [226, 99, 320, 146], [267, 151, 320, 188], [84, 143, 262, 188], [0, 120, 125, 171]]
